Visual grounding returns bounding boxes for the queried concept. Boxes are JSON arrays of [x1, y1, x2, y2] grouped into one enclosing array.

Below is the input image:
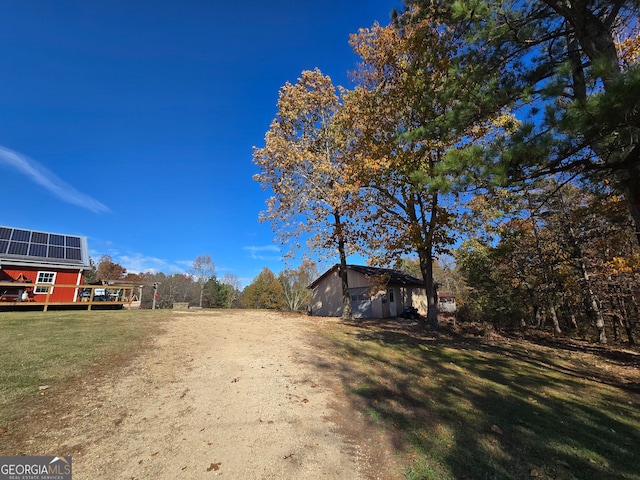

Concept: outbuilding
[[308, 264, 429, 319]]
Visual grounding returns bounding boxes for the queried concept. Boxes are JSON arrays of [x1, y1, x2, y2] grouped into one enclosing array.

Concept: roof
[[309, 264, 424, 289], [0, 225, 90, 270]]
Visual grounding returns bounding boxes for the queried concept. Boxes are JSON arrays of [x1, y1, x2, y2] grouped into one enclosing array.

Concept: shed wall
[[311, 269, 345, 317]]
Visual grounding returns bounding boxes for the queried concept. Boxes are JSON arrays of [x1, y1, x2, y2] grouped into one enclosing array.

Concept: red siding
[[1, 267, 84, 303]]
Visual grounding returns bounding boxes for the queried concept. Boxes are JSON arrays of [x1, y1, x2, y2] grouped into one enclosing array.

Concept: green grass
[[0, 309, 168, 426], [317, 320, 640, 480]]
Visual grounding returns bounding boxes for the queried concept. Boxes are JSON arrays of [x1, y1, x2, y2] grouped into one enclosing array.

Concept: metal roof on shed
[[309, 264, 424, 289]]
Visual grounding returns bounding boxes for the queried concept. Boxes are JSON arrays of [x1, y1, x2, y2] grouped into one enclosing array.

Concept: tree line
[[86, 254, 319, 312], [252, 1, 640, 343]]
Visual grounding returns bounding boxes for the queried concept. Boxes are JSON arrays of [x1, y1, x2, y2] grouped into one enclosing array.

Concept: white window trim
[[35, 271, 57, 294]]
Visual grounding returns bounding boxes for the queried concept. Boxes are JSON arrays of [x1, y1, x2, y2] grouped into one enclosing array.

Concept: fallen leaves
[[490, 424, 504, 435]]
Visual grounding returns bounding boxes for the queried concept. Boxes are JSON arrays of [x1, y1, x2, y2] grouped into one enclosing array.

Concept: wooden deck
[[0, 282, 138, 311]]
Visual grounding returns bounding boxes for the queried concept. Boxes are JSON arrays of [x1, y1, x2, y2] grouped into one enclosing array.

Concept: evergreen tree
[[239, 267, 286, 310], [403, 0, 640, 244]]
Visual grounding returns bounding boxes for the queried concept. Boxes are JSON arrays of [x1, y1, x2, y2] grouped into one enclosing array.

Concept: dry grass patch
[[0, 309, 169, 430]]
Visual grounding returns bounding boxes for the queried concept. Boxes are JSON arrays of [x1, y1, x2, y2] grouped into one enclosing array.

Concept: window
[[35, 271, 56, 294]]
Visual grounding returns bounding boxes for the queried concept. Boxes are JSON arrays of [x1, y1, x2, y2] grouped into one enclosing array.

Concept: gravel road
[[10, 310, 403, 479]]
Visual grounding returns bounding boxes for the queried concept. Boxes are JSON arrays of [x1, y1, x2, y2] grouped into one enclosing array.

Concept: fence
[[0, 282, 137, 311]]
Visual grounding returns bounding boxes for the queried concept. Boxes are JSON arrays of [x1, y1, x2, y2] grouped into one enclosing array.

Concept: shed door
[[350, 288, 372, 319], [388, 288, 397, 317]]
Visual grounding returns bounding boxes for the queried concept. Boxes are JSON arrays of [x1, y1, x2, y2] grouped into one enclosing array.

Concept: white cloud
[[243, 245, 281, 260], [117, 253, 174, 274], [174, 259, 195, 270], [0, 145, 110, 214]]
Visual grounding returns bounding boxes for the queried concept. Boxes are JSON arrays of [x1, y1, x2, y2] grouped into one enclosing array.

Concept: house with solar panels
[[1, 225, 138, 310], [0, 225, 91, 304]]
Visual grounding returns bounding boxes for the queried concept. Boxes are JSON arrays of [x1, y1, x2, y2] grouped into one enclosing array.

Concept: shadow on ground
[[310, 318, 640, 480]]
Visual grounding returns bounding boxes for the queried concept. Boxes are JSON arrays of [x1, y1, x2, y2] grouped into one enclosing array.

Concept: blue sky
[[0, 0, 400, 286]]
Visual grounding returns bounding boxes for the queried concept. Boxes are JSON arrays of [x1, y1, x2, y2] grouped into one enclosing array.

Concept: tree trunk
[[628, 292, 639, 345], [612, 313, 621, 343], [593, 302, 607, 344], [570, 312, 579, 330], [549, 303, 562, 335], [532, 304, 540, 328], [558, 191, 608, 344], [334, 212, 352, 320], [338, 258, 352, 320], [543, 0, 620, 88], [580, 260, 607, 344], [621, 173, 640, 247], [547, 1, 640, 248], [418, 248, 438, 330], [535, 307, 545, 329], [619, 296, 636, 345]]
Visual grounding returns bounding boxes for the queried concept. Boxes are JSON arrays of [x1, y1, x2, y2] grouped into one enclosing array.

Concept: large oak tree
[[339, 14, 508, 327], [253, 69, 359, 318]]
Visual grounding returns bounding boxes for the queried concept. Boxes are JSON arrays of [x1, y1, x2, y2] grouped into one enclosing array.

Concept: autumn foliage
[[253, 2, 640, 343]]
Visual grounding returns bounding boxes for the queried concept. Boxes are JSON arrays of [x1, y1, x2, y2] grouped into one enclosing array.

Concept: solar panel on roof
[[0, 226, 87, 264], [8, 242, 28, 255], [66, 236, 81, 248], [49, 234, 64, 246], [12, 229, 30, 242], [32, 232, 48, 244], [48, 246, 65, 259], [66, 248, 82, 260], [29, 244, 48, 257]]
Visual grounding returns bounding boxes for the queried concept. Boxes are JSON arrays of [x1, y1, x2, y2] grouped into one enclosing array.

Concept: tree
[[253, 69, 358, 319], [404, 0, 640, 245], [190, 254, 216, 308], [239, 267, 286, 310], [219, 273, 241, 308], [156, 273, 197, 308], [396, 256, 465, 300], [84, 257, 98, 284], [278, 257, 318, 312], [200, 274, 241, 309], [95, 254, 126, 282], [338, 15, 505, 328], [456, 178, 639, 343]]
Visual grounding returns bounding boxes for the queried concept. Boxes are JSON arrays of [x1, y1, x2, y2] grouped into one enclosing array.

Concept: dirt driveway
[[12, 310, 403, 479]]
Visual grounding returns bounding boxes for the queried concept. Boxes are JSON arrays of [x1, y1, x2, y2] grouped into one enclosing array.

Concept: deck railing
[[0, 282, 138, 311]]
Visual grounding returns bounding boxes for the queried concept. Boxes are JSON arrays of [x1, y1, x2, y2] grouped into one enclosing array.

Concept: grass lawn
[[317, 319, 640, 480], [0, 309, 168, 428]]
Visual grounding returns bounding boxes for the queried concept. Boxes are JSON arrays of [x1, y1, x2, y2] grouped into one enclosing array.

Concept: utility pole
[[152, 283, 159, 310]]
